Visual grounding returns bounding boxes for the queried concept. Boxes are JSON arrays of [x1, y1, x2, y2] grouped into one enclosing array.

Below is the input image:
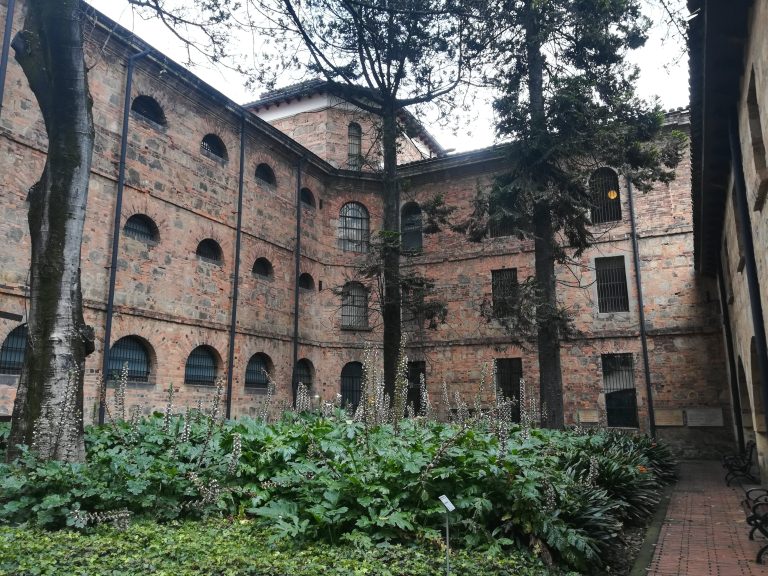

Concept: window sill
[[244, 387, 269, 395], [341, 325, 371, 332]]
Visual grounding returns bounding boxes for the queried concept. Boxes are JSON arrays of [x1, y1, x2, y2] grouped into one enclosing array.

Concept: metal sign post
[[439, 495, 455, 576]]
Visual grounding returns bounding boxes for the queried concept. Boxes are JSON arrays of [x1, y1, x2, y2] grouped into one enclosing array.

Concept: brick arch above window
[[130, 95, 167, 127]]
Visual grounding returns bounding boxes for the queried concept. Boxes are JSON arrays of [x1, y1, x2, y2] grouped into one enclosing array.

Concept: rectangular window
[[492, 268, 518, 318], [602, 353, 638, 427], [494, 358, 522, 423], [406, 361, 426, 415], [595, 256, 629, 313]]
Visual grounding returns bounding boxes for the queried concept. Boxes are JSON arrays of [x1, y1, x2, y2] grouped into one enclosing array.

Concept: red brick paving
[[647, 460, 768, 576]]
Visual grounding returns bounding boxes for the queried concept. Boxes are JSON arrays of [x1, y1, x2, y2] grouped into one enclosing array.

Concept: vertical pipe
[[0, 0, 16, 120], [718, 262, 745, 452], [98, 49, 151, 425], [627, 177, 656, 437], [291, 157, 303, 405], [225, 113, 246, 420]]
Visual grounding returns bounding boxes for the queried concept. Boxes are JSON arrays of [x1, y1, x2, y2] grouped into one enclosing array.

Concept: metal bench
[[742, 488, 768, 563], [724, 440, 759, 486]]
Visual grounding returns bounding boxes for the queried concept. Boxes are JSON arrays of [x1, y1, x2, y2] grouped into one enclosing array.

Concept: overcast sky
[[85, 1, 689, 153]]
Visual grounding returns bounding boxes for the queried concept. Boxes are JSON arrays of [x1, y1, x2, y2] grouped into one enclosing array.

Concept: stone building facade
[[0, 0, 735, 456]]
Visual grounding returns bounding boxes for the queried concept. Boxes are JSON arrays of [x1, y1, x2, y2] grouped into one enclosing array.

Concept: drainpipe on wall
[[98, 48, 152, 425], [626, 177, 657, 438], [291, 157, 304, 405], [224, 113, 246, 420], [718, 262, 745, 453], [0, 0, 16, 120], [730, 116, 768, 436]]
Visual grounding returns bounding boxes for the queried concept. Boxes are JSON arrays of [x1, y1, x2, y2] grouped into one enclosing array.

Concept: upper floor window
[[401, 202, 423, 252], [491, 268, 518, 318], [255, 163, 276, 186], [300, 187, 316, 209], [124, 214, 159, 243], [340, 361, 363, 409], [348, 122, 362, 170], [342, 282, 368, 329], [131, 95, 166, 126], [201, 134, 228, 161], [252, 257, 274, 279], [488, 194, 516, 238], [338, 202, 369, 253], [589, 167, 621, 224], [595, 256, 629, 313], [184, 345, 218, 386], [245, 352, 272, 391], [196, 239, 223, 265], [108, 336, 151, 383], [299, 272, 315, 291], [0, 324, 27, 375]]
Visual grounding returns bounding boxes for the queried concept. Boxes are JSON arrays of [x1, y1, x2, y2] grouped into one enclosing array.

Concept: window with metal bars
[[301, 187, 316, 209], [294, 359, 313, 389], [407, 361, 425, 415], [184, 345, 218, 386], [252, 257, 273, 278], [595, 256, 629, 313], [340, 361, 363, 409], [245, 353, 271, 390], [338, 202, 369, 253], [348, 122, 362, 170], [491, 268, 518, 318], [494, 358, 522, 423], [488, 196, 516, 238], [201, 133, 228, 161], [0, 325, 27, 375], [196, 239, 222, 264], [131, 95, 166, 126], [108, 336, 151, 383], [401, 202, 423, 252], [589, 167, 622, 224], [602, 353, 638, 427], [255, 163, 276, 186], [341, 282, 368, 329], [124, 214, 158, 243], [299, 273, 315, 290]]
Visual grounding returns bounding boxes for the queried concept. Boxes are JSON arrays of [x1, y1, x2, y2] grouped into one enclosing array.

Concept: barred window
[[124, 214, 158, 243], [595, 256, 629, 313], [340, 361, 363, 409], [299, 273, 315, 291], [407, 361, 426, 415], [108, 336, 151, 383], [342, 282, 368, 329], [0, 325, 27, 375], [589, 167, 621, 224], [401, 202, 423, 252], [184, 345, 218, 386], [252, 257, 273, 279], [300, 187, 316, 209], [294, 358, 314, 389], [245, 353, 272, 391], [338, 202, 369, 253], [196, 239, 222, 264], [488, 196, 516, 238], [255, 163, 276, 186], [131, 95, 166, 126], [602, 353, 638, 427], [494, 358, 522, 423], [348, 122, 362, 170], [201, 133, 228, 161], [491, 268, 518, 318]]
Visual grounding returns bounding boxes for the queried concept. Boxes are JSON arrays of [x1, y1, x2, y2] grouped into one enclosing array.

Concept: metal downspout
[[291, 157, 303, 405], [718, 262, 745, 453], [225, 113, 246, 420], [98, 49, 151, 425], [627, 177, 656, 437], [0, 0, 16, 120]]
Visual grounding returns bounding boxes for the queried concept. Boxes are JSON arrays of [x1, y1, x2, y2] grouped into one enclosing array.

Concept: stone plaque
[[655, 409, 684, 427], [578, 409, 600, 424], [685, 408, 724, 427]]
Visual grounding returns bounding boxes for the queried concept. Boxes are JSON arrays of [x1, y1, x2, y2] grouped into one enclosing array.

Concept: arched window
[[299, 273, 315, 290], [252, 257, 274, 278], [401, 202, 423, 252], [124, 214, 159, 243], [342, 282, 368, 329], [255, 163, 276, 186], [0, 325, 27, 375], [108, 336, 151, 383], [338, 202, 369, 253], [300, 187, 316, 209], [589, 167, 621, 224], [196, 239, 223, 264], [131, 95, 166, 126], [245, 353, 272, 390], [348, 122, 362, 170], [184, 345, 218, 386], [340, 362, 363, 409], [295, 359, 314, 388], [201, 134, 228, 161]]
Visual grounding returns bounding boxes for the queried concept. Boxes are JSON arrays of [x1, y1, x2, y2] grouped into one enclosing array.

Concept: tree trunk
[[7, 0, 95, 462]]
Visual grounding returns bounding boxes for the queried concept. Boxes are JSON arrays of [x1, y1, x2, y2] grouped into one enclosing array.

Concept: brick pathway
[[647, 460, 768, 576]]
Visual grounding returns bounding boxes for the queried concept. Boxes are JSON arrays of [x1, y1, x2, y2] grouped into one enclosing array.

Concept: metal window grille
[[340, 362, 363, 409], [300, 187, 316, 208], [589, 168, 622, 224], [255, 163, 276, 186], [341, 282, 368, 329], [401, 203, 423, 252], [299, 273, 315, 290], [295, 359, 313, 387], [602, 353, 638, 427], [407, 361, 425, 415], [196, 239, 222, 264], [338, 202, 369, 253], [595, 257, 629, 313], [124, 214, 157, 243], [108, 336, 150, 382], [184, 346, 217, 386], [494, 358, 522, 423], [488, 198, 516, 238], [201, 134, 227, 160], [348, 123, 362, 170], [253, 258, 273, 278], [492, 268, 518, 318], [245, 353, 271, 390], [131, 95, 166, 126], [0, 325, 27, 375]]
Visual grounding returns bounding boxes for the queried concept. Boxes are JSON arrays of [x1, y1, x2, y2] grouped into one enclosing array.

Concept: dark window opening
[[340, 361, 363, 409], [255, 163, 276, 186], [492, 268, 518, 318], [131, 95, 166, 126], [0, 325, 27, 375], [245, 353, 272, 390], [196, 239, 223, 264], [338, 202, 370, 253], [201, 134, 228, 161], [589, 167, 622, 224], [300, 188, 316, 209], [602, 353, 638, 427], [299, 273, 315, 290], [108, 336, 151, 383], [495, 358, 522, 423], [488, 196, 516, 238], [184, 345, 218, 386], [293, 358, 314, 403], [252, 257, 274, 278], [595, 256, 629, 313], [407, 361, 426, 415], [401, 202, 423, 252], [348, 122, 362, 170], [341, 282, 368, 329], [124, 214, 159, 243]]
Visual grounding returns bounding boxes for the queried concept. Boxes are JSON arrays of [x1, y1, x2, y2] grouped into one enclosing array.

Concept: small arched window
[[252, 257, 274, 278], [401, 202, 423, 252], [255, 163, 276, 186], [108, 336, 151, 383], [298, 273, 315, 291], [340, 361, 363, 409], [338, 202, 369, 253], [185, 345, 218, 386], [245, 352, 272, 390], [201, 134, 228, 161], [342, 282, 368, 329], [589, 167, 621, 224], [300, 187, 316, 209], [348, 122, 362, 170], [295, 358, 314, 388], [196, 239, 223, 264], [124, 214, 159, 243], [0, 325, 27, 375], [131, 95, 166, 126]]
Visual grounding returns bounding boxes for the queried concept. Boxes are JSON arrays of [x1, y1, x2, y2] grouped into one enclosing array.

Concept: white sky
[[85, 1, 689, 153]]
